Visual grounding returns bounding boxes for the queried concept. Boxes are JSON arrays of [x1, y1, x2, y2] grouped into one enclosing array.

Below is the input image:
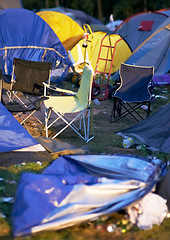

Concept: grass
[[0, 84, 169, 239]]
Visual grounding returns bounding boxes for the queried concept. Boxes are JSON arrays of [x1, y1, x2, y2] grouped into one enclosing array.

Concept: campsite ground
[[0, 83, 170, 240]]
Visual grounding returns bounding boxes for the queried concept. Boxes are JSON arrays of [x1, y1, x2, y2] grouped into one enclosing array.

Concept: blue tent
[[0, 102, 44, 152], [115, 10, 170, 52], [0, 8, 73, 82], [11, 154, 163, 237], [112, 19, 170, 80], [124, 19, 170, 76], [117, 103, 170, 153]]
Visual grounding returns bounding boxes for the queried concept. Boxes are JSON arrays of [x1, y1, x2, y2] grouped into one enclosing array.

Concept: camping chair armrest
[[43, 82, 77, 96]]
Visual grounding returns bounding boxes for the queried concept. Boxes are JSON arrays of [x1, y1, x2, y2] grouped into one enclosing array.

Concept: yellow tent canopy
[[37, 11, 84, 51], [70, 31, 132, 74]]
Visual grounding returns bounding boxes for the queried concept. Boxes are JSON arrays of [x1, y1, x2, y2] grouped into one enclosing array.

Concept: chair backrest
[[11, 58, 52, 94], [76, 66, 93, 106], [115, 63, 154, 102]]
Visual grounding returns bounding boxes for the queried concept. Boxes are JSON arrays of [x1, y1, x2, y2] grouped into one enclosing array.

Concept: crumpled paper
[[126, 192, 168, 229]]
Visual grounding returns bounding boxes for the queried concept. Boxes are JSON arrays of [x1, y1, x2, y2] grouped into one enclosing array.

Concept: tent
[[70, 32, 132, 74], [115, 10, 170, 52], [112, 20, 170, 80], [122, 20, 170, 76], [117, 103, 170, 153], [0, 8, 73, 82], [0, 0, 23, 10], [0, 102, 45, 153], [62, 7, 103, 27], [11, 154, 163, 237], [40, 6, 103, 28], [37, 11, 84, 51], [106, 20, 123, 31]]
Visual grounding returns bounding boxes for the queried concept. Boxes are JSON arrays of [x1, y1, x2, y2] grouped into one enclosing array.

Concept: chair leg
[[110, 97, 117, 123], [45, 108, 94, 142], [45, 107, 52, 138], [110, 99, 151, 123]]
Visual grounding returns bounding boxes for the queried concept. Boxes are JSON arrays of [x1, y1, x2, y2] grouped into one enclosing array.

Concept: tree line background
[[22, 0, 170, 23]]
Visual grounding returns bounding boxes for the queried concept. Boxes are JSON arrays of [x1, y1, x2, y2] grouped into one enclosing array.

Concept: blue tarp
[[0, 102, 41, 152], [11, 154, 163, 237], [0, 8, 73, 82]]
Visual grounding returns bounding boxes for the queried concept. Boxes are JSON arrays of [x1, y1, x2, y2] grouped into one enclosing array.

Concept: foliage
[[70, 0, 94, 15], [22, 0, 170, 22]]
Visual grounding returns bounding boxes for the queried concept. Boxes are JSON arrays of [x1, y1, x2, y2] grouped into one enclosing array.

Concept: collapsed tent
[[11, 154, 163, 237], [0, 8, 73, 82], [0, 102, 45, 152], [37, 11, 84, 51], [115, 10, 170, 52], [70, 32, 132, 74], [117, 103, 170, 153]]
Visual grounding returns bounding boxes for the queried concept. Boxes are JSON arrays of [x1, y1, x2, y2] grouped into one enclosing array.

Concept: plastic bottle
[[122, 138, 134, 148], [107, 224, 117, 232]]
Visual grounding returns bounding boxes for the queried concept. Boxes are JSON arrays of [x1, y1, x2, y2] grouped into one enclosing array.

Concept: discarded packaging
[[0, 197, 14, 203], [107, 224, 117, 232], [122, 138, 134, 148]]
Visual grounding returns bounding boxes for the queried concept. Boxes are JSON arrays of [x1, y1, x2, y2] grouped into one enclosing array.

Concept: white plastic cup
[[122, 138, 134, 148]]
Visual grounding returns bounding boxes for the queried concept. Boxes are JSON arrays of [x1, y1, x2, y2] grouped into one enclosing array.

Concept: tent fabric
[[0, 8, 73, 81], [0, 102, 45, 153], [0, 0, 23, 10], [35, 136, 90, 155], [115, 11, 170, 52], [11, 154, 163, 237], [41, 6, 103, 28], [70, 32, 132, 74], [153, 74, 170, 86], [117, 103, 170, 153], [124, 22, 170, 76], [37, 11, 84, 51], [112, 20, 170, 80], [139, 20, 154, 31], [63, 7, 103, 26], [157, 168, 170, 211]]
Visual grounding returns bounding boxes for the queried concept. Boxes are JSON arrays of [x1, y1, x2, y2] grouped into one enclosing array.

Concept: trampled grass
[[0, 84, 169, 240]]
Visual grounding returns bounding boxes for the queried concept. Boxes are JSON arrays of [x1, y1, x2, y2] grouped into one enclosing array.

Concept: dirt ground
[[1, 88, 168, 167], [1, 84, 170, 240]]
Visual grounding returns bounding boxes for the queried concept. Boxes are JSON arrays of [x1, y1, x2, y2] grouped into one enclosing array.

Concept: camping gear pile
[[0, 3, 170, 238]]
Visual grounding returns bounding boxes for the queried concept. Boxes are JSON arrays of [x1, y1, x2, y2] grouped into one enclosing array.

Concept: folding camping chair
[[43, 66, 94, 142], [3, 58, 52, 126], [110, 63, 154, 123]]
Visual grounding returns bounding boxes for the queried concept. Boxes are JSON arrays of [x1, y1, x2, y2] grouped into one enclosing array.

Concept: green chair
[[43, 66, 94, 142]]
